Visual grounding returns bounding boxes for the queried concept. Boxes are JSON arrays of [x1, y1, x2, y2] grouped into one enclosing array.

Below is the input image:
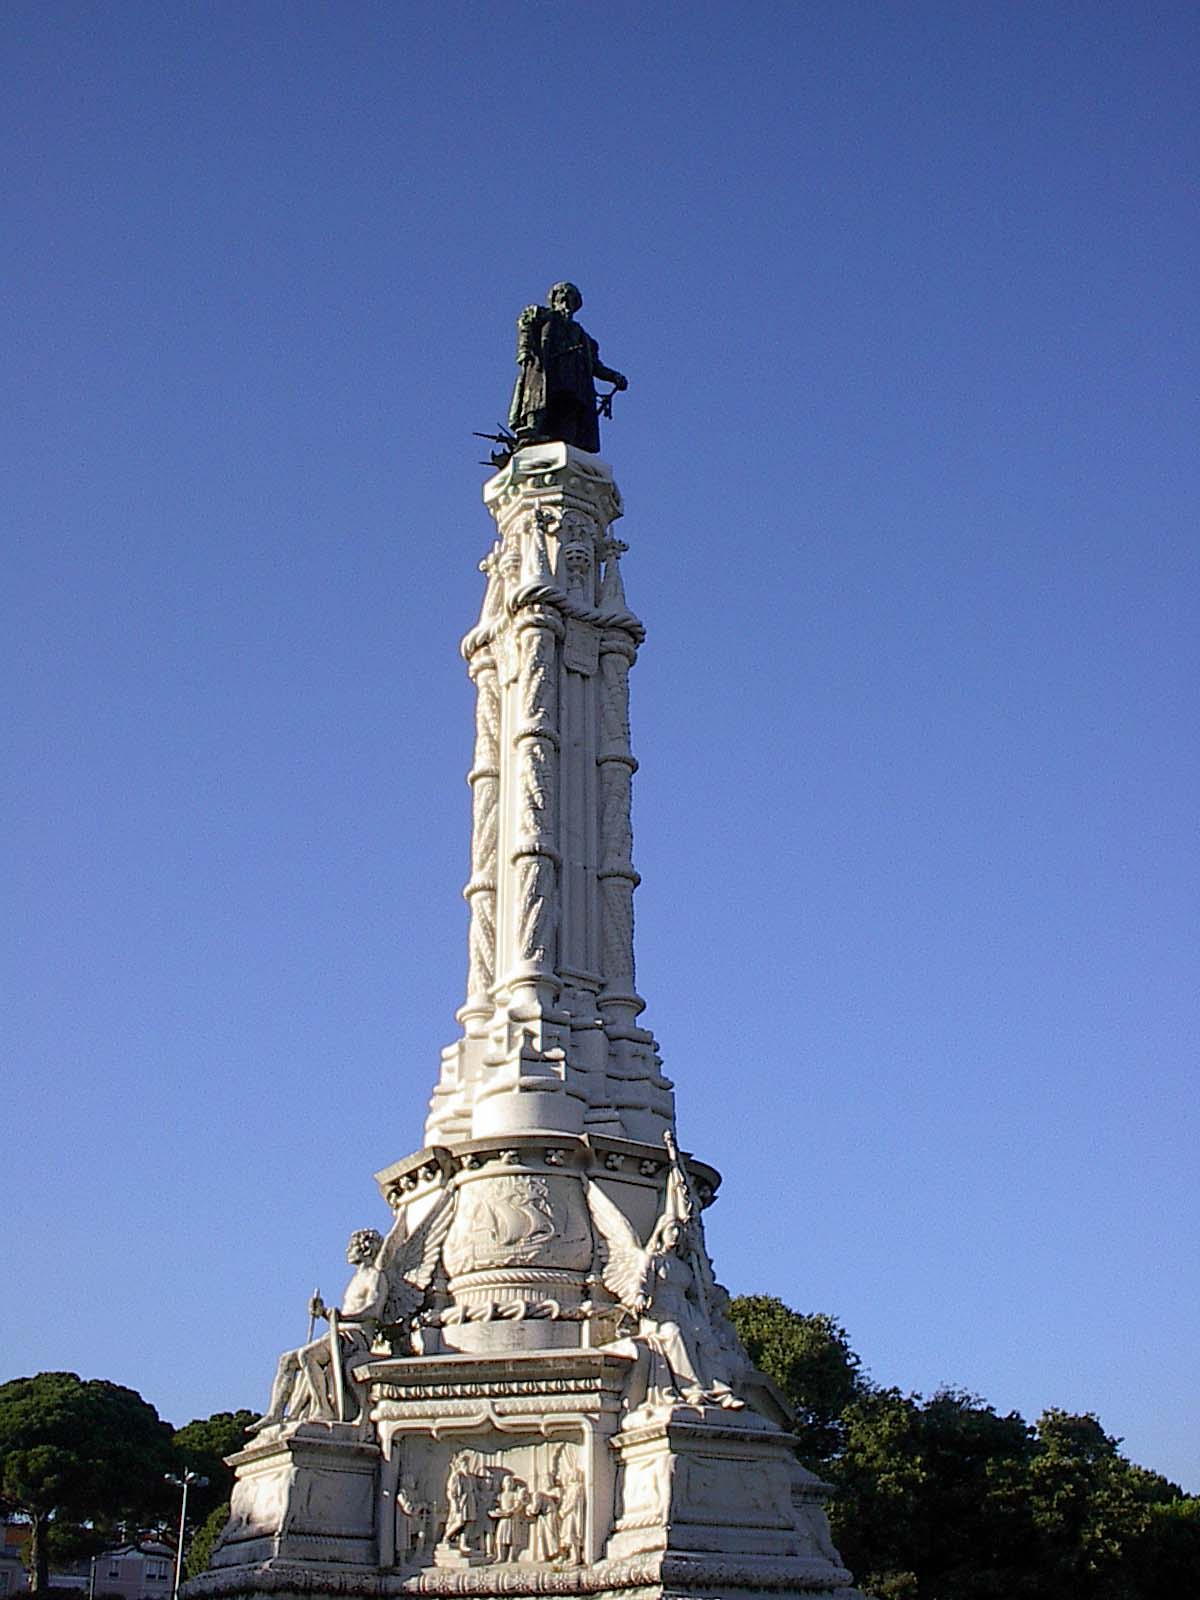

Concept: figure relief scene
[[388, 1439, 585, 1571]]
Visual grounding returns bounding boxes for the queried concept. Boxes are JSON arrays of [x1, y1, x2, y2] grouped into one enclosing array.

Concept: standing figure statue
[[444, 1451, 481, 1554], [395, 1474, 431, 1564], [488, 1475, 530, 1563], [585, 1133, 745, 1412], [507, 282, 628, 454], [556, 1464, 585, 1565], [525, 1478, 560, 1564]]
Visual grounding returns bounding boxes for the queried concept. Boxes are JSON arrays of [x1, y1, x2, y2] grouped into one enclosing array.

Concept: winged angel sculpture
[[250, 1189, 455, 1431], [585, 1134, 745, 1412]]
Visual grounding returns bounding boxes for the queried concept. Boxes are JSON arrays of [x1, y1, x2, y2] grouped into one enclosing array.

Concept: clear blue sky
[[4, 2, 1196, 1491]]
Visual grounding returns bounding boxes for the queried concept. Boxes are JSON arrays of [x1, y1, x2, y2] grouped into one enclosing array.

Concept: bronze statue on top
[[507, 283, 628, 454]]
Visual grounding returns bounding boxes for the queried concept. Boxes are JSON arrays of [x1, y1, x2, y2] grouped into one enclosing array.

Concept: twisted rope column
[[461, 649, 499, 1022], [597, 626, 640, 1015]]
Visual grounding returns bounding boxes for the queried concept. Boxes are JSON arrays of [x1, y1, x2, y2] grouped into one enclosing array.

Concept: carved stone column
[[506, 606, 563, 1012], [596, 542, 641, 1025], [426, 445, 674, 1146], [593, 540, 663, 1139], [461, 646, 500, 1025]]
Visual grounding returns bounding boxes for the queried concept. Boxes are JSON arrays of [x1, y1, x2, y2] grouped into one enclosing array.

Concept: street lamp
[[164, 1471, 208, 1600]]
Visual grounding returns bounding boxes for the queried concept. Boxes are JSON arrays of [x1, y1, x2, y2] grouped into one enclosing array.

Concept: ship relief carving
[[443, 1173, 592, 1281], [444, 1175, 555, 1276]]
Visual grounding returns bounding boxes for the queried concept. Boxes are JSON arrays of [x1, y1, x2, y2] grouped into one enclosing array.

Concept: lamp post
[[164, 1471, 208, 1600]]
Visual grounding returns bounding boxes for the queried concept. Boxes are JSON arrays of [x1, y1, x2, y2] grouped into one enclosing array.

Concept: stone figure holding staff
[[248, 1227, 387, 1431], [249, 1192, 455, 1431], [585, 1133, 745, 1411]]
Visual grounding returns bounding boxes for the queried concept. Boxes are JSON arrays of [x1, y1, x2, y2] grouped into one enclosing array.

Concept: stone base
[[429, 1547, 491, 1571], [366, 1348, 635, 1570], [606, 1410, 853, 1587], [189, 1353, 861, 1600], [185, 1552, 859, 1599], [210, 1423, 379, 1570]]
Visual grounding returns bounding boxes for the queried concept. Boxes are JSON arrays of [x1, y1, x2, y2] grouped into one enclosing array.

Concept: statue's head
[[347, 1227, 384, 1264], [548, 281, 583, 316]]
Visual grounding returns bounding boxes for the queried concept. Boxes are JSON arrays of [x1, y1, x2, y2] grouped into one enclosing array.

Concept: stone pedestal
[[608, 1411, 851, 1583], [368, 1349, 634, 1572], [196, 1393, 856, 1600], [210, 1424, 379, 1572]]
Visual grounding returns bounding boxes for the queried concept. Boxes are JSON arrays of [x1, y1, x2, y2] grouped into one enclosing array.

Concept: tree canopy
[[0, 1373, 175, 1592], [171, 1410, 256, 1523], [727, 1297, 1198, 1600], [4, 1329, 1196, 1600]]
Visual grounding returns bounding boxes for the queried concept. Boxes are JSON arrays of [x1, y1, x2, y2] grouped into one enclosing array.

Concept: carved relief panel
[[386, 1434, 585, 1570], [442, 1172, 592, 1282]]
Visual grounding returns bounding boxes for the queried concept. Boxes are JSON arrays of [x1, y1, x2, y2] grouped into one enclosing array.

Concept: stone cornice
[[373, 1136, 721, 1213]]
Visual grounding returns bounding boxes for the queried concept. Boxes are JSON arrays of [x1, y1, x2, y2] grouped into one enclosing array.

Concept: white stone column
[[596, 541, 641, 1025], [429, 444, 674, 1145], [594, 539, 658, 1140], [506, 601, 563, 1013], [460, 643, 499, 1025]]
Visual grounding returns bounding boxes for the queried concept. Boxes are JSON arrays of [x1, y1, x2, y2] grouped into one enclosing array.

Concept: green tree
[[1024, 1409, 1188, 1600], [726, 1295, 1200, 1600], [727, 1296, 865, 1469], [171, 1410, 256, 1524], [185, 1501, 231, 1580], [829, 1386, 926, 1595], [1126, 1495, 1200, 1593], [833, 1387, 1038, 1600], [0, 1373, 174, 1593]]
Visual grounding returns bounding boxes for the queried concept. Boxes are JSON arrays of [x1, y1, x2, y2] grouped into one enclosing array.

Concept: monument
[[190, 286, 861, 1600]]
